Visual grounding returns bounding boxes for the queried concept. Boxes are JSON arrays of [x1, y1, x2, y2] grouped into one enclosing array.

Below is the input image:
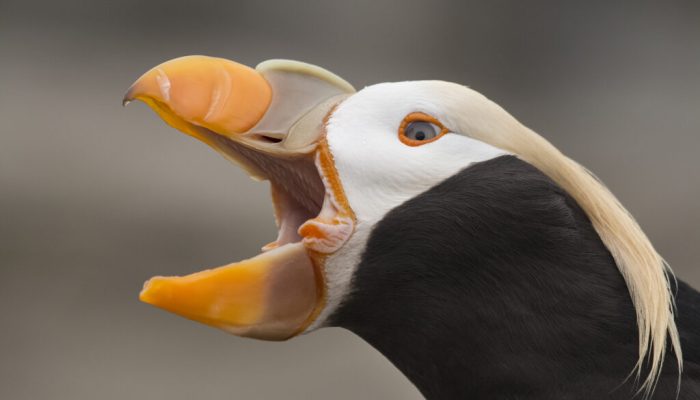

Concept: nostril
[[254, 134, 283, 144]]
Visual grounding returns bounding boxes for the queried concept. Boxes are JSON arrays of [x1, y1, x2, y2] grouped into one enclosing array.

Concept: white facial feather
[[327, 81, 509, 224], [308, 81, 508, 329]]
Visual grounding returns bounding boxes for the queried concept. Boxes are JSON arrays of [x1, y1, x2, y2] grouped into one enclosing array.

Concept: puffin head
[[124, 56, 680, 395]]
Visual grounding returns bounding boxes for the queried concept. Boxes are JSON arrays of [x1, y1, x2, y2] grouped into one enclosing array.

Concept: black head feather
[[330, 155, 700, 399]]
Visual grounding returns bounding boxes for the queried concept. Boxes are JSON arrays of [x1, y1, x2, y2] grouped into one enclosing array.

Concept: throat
[[330, 156, 647, 399]]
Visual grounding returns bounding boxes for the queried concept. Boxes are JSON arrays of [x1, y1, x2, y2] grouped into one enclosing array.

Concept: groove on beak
[[123, 55, 272, 140]]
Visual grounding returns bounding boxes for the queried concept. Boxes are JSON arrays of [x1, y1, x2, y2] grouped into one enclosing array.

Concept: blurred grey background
[[1, 1, 699, 399]]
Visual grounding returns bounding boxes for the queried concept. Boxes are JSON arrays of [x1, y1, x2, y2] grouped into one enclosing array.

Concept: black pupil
[[415, 131, 426, 140]]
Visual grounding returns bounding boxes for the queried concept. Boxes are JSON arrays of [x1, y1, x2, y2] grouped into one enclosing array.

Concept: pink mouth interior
[[208, 132, 350, 254]]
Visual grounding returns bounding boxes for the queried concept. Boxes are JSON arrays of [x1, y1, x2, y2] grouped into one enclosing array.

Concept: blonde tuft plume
[[452, 87, 682, 397]]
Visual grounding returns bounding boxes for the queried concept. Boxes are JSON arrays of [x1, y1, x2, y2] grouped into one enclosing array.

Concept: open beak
[[124, 56, 355, 340]]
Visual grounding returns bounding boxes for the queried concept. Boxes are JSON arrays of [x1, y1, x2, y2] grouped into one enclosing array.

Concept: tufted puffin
[[123, 56, 700, 399]]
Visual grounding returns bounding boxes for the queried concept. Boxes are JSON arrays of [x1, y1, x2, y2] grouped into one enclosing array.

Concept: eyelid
[[398, 112, 450, 146]]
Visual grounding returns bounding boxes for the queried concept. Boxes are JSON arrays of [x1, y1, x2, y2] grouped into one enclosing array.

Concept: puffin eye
[[398, 112, 448, 146], [404, 121, 439, 141]]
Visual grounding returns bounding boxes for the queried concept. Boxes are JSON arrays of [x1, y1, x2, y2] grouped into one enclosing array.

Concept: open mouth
[[136, 121, 356, 340], [205, 129, 355, 255], [123, 54, 356, 340]]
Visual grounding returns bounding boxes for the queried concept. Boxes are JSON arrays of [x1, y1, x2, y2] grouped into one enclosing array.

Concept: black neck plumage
[[330, 155, 696, 399]]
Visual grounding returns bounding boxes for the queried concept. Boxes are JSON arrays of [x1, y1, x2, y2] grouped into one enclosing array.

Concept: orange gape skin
[[294, 250, 327, 336], [315, 138, 354, 221], [294, 134, 357, 334]]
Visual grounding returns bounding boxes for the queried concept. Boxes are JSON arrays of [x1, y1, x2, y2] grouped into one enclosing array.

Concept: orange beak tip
[[121, 83, 138, 107], [139, 276, 170, 307]]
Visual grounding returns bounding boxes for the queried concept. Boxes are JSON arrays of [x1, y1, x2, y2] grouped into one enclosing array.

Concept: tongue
[[139, 243, 321, 341]]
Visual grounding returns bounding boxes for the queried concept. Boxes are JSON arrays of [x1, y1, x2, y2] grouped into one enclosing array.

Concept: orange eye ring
[[398, 112, 450, 146]]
